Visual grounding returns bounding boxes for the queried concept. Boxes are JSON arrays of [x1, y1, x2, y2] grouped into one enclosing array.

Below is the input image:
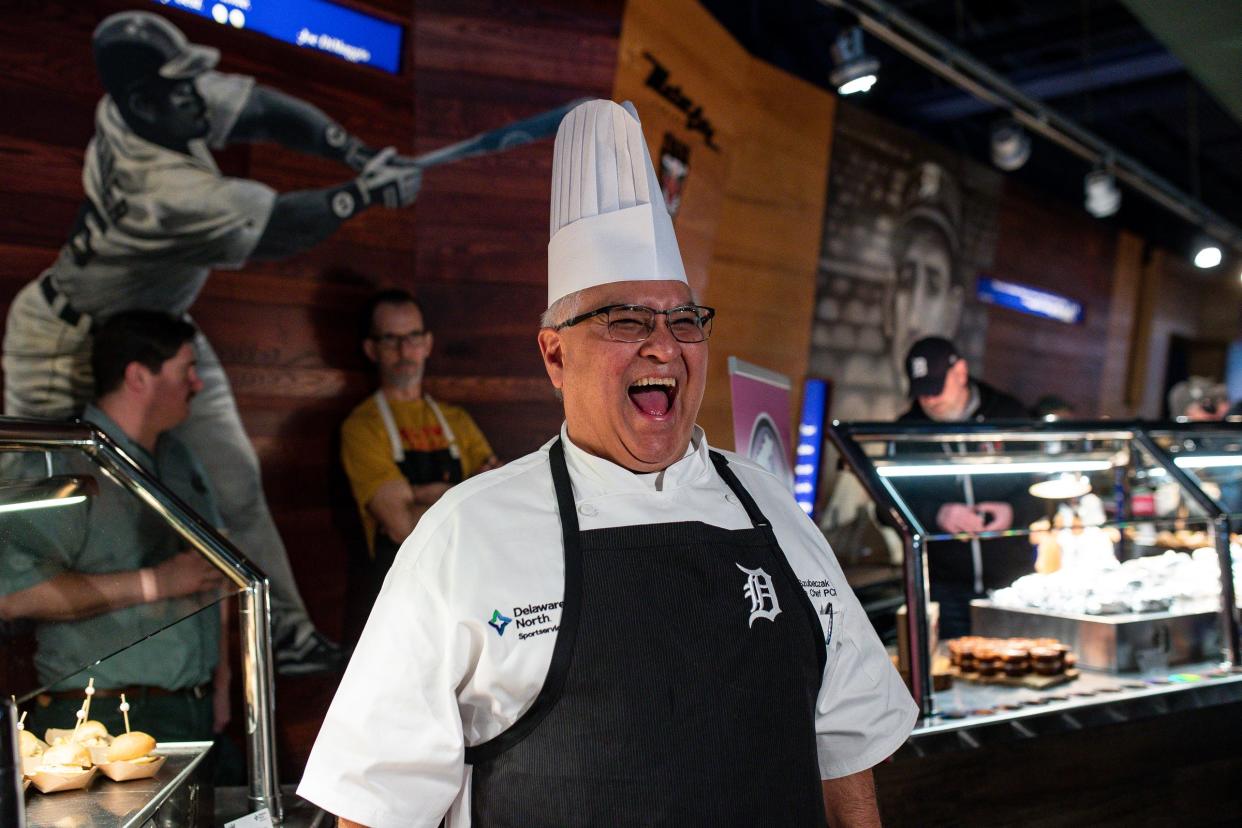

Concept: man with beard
[[341, 290, 498, 591]]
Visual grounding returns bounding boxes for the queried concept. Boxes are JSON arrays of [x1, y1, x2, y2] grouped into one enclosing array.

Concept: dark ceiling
[[701, 0, 1242, 270]]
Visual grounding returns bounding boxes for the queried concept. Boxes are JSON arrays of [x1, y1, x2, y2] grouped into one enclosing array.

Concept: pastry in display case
[[946, 636, 1078, 687]]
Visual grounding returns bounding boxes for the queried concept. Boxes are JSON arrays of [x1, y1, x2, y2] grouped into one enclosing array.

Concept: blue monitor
[[793, 378, 830, 519], [154, 0, 404, 74]]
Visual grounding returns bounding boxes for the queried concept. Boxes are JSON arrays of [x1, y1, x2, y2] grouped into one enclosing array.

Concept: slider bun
[[107, 731, 156, 762], [76, 720, 110, 741], [42, 742, 91, 768], [19, 730, 46, 757]]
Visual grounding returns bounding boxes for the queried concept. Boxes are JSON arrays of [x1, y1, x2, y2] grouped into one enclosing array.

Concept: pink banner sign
[[728, 357, 793, 492]]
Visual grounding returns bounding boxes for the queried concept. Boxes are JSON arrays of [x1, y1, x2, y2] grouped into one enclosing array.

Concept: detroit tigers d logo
[[736, 564, 782, 627]]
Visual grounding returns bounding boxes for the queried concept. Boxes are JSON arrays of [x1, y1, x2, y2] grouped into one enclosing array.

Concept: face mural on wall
[[808, 104, 1000, 425], [884, 161, 965, 378], [809, 104, 1002, 551]]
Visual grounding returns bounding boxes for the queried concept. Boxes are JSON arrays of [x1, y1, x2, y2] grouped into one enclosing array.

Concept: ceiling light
[[830, 27, 880, 96], [1084, 169, 1120, 218], [1193, 243, 1222, 269], [990, 120, 1031, 171]]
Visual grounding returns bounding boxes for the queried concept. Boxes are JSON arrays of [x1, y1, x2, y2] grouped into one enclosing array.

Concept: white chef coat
[[298, 425, 918, 828]]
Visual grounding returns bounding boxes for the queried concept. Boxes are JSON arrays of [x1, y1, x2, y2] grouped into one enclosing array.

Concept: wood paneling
[[983, 179, 1119, 415], [1098, 231, 1147, 417], [613, 0, 834, 450], [0, 0, 622, 780]]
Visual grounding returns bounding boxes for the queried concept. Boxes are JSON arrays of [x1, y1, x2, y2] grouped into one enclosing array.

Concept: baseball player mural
[[1, 11, 577, 673]]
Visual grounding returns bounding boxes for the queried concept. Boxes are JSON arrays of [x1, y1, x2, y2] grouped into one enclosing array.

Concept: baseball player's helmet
[[93, 11, 219, 97]]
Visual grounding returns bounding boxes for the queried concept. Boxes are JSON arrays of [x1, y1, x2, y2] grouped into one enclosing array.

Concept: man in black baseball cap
[[896, 336, 1035, 637], [901, 336, 1026, 423]]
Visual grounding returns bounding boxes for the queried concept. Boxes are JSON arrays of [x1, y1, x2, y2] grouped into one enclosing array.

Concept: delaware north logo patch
[[488, 609, 513, 636]]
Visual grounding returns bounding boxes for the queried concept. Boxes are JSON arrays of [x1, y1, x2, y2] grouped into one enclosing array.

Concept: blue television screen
[[154, 0, 404, 74], [793, 379, 829, 519]]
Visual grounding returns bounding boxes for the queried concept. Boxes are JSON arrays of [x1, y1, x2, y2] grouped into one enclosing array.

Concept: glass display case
[[0, 418, 281, 827], [827, 419, 1242, 738]]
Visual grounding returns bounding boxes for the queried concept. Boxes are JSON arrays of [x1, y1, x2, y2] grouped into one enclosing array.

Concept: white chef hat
[[547, 99, 688, 307]]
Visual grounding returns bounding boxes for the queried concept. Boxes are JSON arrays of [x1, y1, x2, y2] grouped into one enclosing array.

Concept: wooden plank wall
[[0, 0, 622, 636], [0, 0, 624, 775], [613, 0, 834, 449], [982, 178, 1120, 415], [1097, 231, 1148, 417]]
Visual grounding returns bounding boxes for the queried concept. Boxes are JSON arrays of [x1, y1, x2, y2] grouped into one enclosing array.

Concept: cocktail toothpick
[[72, 677, 95, 737], [17, 711, 26, 731], [119, 694, 131, 734]]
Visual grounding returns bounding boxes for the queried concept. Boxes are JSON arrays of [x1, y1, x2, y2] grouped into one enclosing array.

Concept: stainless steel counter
[[902, 661, 1242, 758], [216, 785, 331, 828], [24, 741, 212, 828]]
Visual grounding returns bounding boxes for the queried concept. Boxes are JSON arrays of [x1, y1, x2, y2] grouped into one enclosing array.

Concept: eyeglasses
[[554, 304, 716, 343], [370, 330, 428, 350]]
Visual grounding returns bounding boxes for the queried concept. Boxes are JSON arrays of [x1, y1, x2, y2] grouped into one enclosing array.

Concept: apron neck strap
[[709, 451, 772, 529], [548, 438, 581, 540], [374, 390, 404, 463], [374, 391, 461, 463], [424, 395, 461, 460]]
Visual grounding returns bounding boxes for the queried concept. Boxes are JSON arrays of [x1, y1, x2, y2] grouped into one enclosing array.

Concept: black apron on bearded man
[[371, 390, 463, 570]]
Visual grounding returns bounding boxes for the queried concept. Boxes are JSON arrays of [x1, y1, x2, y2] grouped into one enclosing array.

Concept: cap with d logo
[[904, 336, 960, 398]]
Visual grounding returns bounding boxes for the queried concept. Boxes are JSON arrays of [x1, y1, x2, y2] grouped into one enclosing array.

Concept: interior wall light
[[1174, 455, 1242, 470], [877, 459, 1113, 478], [830, 27, 880, 96], [1084, 168, 1121, 218], [0, 475, 96, 515], [990, 119, 1031, 171], [1028, 471, 1093, 499]]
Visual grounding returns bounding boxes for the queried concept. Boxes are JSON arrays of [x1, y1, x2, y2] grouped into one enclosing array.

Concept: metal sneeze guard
[[0, 417, 282, 825], [827, 418, 1242, 719]]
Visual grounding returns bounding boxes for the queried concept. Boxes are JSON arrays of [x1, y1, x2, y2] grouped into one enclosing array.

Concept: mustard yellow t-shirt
[[341, 394, 494, 554]]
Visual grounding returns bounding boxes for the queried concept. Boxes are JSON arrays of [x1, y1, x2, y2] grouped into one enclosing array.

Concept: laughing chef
[[298, 99, 917, 828]]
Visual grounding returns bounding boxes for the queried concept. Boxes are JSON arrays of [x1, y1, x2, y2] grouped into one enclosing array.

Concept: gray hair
[[540, 290, 585, 329]]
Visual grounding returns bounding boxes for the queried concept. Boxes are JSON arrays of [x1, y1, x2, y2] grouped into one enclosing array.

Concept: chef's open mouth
[[628, 377, 678, 417]]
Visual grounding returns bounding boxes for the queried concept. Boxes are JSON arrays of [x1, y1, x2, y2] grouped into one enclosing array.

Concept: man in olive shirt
[[0, 311, 229, 743]]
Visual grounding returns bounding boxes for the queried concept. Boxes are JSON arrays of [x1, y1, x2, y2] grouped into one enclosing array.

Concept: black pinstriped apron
[[466, 439, 827, 826]]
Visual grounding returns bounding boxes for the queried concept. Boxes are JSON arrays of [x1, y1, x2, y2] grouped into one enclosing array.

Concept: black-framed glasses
[[555, 304, 715, 343], [370, 330, 428, 350]]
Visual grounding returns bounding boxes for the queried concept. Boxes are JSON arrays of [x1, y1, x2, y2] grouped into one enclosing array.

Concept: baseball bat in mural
[[0, 10, 581, 665], [414, 97, 590, 168]]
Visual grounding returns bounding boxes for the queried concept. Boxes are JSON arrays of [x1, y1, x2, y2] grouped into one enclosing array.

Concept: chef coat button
[[578, 503, 598, 517], [725, 493, 739, 504]]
